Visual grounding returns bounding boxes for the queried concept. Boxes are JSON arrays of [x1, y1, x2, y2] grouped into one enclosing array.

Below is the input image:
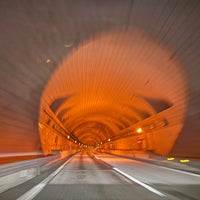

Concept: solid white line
[[98, 154, 200, 177], [113, 167, 166, 197], [157, 165, 200, 177], [94, 155, 100, 160], [16, 157, 73, 200]]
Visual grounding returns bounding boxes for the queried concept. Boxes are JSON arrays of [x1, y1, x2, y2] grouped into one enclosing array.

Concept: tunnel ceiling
[[40, 31, 187, 147], [1, 0, 199, 157]]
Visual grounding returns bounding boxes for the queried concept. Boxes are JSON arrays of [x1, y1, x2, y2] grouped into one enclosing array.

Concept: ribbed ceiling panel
[[41, 31, 187, 145]]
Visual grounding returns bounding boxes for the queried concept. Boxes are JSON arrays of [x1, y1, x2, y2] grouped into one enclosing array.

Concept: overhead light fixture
[[46, 59, 51, 63], [136, 128, 142, 133], [108, 138, 111, 142], [64, 43, 73, 48], [38, 123, 44, 129]]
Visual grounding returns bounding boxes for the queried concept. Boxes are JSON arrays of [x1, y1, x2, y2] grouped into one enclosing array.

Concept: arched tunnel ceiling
[[40, 30, 187, 147], [0, 0, 199, 157]]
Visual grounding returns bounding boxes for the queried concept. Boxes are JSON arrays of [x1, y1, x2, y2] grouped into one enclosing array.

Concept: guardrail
[[0, 154, 60, 177], [0, 151, 73, 193]]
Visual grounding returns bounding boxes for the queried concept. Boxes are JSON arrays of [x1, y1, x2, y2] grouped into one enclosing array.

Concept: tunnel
[[39, 30, 188, 156], [0, 1, 200, 200]]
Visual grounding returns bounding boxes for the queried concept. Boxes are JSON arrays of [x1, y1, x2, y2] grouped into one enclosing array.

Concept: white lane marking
[[113, 167, 166, 197], [94, 155, 100, 160], [156, 165, 200, 177], [94, 156, 166, 197], [97, 155, 200, 177], [16, 157, 73, 200], [125, 158, 200, 178]]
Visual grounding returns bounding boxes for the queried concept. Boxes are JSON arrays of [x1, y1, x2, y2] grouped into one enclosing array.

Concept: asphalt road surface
[[1, 151, 199, 200]]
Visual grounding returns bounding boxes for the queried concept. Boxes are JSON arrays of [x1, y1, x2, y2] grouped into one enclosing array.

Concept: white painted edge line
[[131, 158, 200, 177], [157, 165, 200, 177], [94, 156, 165, 197], [16, 157, 73, 200], [113, 167, 166, 197], [97, 155, 200, 178], [94, 155, 100, 160]]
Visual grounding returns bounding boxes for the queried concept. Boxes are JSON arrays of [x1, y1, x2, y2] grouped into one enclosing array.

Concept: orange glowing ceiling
[[40, 30, 187, 147]]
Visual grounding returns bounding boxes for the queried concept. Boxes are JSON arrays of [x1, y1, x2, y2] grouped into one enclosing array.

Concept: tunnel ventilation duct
[[142, 97, 172, 113], [49, 96, 72, 113], [125, 105, 150, 120], [57, 107, 73, 122]]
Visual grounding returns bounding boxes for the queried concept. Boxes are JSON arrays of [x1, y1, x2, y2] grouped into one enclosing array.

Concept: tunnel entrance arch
[[39, 29, 188, 155]]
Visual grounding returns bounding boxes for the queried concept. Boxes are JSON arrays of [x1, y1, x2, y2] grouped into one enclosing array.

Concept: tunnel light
[[167, 157, 174, 161], [46, 59, 51, 63], [67, 135, 70, 139], [136, 128, 142, 133], [137, 139, 142, 144], [101, 142, 102, 144], [64, 43, 73, 48], [180, 159, 189, 163], [38, 123, 44, 129], [75, 140, 77, 143], [108, 138, 111, 142]]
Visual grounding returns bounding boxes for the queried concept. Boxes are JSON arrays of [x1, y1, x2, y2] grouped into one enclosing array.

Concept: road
[[1, 151, 199, 200]]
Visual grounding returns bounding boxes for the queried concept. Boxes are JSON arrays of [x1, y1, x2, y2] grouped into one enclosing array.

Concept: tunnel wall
[[0, 0, 200, 158], [171, 111, 200, 158], [101, 124, 183, 157]]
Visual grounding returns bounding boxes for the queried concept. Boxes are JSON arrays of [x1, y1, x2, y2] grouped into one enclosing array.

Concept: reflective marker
[[167, 157, 174, 161], [180, 159, 189, 163]]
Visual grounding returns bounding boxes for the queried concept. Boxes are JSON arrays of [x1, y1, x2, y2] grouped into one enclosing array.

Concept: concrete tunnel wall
[[0, 0, 200, 158], [39, 30, 187, 156]]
